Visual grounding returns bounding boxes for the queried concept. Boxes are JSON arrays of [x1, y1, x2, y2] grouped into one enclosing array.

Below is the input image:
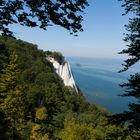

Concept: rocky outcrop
[[47, 57, 78, 93]]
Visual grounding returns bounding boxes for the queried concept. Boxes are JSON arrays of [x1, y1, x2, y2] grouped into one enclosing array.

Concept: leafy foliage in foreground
[[109, 1, 140, 139], [0, 0, 89, 37], [0, 36, 133, 139], [118, 0, 140, 71]]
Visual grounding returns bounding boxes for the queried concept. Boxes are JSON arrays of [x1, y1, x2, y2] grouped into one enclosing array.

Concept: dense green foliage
[[0, 36, 133, 139], [0, 51, 26, 139], [45, 51, 64, 64], [110, 0, 140, 139], [0, 0, 89, 37]]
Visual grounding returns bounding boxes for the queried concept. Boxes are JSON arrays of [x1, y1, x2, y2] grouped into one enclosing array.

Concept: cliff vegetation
[[0, 36, 134, 140]]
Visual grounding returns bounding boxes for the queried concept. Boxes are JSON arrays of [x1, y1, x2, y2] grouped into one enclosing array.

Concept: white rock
[[47, 57, 78, 93]]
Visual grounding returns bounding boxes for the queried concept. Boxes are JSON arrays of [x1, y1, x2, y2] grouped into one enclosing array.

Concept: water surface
[[67, 57, 139, 113]]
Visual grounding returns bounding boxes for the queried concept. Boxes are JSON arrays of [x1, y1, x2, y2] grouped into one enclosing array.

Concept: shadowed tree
[[0, 0, 89, 37], [0, 51, 26, 139], [110, 0, 140, 139], [118, 0, 140, 72]]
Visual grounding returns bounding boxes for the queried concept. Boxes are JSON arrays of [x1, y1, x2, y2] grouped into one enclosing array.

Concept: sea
[[67, 57, 140, 113]]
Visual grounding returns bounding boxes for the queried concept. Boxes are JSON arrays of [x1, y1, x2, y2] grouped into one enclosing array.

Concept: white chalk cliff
[[47, 57, 78, 93]]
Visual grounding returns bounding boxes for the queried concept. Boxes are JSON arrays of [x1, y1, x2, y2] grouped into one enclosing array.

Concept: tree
[[110, 74, 140, 136], [0, 51, 26, 139], [30, 124, 49, 140], [110, 0, 140, 138], [118, 0, 140, 72], [59, 117, 102, 140], [0, 0, 89, 37], [30, 107, 49, 140]]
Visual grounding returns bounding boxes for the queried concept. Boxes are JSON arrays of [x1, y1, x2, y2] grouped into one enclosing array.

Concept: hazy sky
[[9, 0, 130, 58]]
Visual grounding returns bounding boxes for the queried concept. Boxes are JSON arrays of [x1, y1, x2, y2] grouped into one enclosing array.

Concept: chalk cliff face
[[47, 57, 78, 93]]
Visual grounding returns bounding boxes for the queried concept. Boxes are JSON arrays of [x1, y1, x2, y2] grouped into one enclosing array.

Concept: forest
[[0, 0, 140, 139], [0, 36, 137, 140]]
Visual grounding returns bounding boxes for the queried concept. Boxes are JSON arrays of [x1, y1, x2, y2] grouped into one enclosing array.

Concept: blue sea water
[[67, 57, 139, 113]]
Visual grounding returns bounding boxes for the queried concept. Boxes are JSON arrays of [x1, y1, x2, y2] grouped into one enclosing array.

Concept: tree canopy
[[0, 51, 26, 139], [110, 0, 140, 138], [0, 36, 133, 139], [0, 0, 89, 37], [119, 0, 140, 71]]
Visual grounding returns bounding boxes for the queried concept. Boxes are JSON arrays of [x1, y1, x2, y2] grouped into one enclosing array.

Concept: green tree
[[59, 117, 102, 140], [48, 51, 64, 64], [0, 0, 89, 37], [0, 51, 26, 139], [30, 124, 49, 140], [118, 0, 140, 72], [110, 0, 140, 139], [30, 107, 49, 140]]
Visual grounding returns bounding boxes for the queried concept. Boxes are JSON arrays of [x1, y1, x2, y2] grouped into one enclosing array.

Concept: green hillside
[[0, 36, 133, 140]]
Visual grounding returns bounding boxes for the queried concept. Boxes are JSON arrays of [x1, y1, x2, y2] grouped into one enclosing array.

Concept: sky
[[9, 0, 130, 58]]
